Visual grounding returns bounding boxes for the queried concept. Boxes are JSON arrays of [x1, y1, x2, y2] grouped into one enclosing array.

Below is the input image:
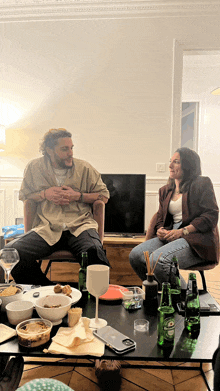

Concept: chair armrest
[[0, 356, 24, 391], [93, 200, 105, 244], [145, 213, 158, 241], [23, 199, 37, 233]]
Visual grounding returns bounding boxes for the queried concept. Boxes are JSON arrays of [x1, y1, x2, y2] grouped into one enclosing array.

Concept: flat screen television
[[101, 174, 146, 236]]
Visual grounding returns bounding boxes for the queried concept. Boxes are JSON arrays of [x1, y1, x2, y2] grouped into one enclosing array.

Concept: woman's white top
[[169, 195, 182, 224]]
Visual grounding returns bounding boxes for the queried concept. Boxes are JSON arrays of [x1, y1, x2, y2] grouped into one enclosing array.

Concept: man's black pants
[[6, 229, 110, 285]]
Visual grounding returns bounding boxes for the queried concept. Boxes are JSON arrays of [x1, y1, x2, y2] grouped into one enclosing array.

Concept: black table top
[[0, 293, 219, 363]]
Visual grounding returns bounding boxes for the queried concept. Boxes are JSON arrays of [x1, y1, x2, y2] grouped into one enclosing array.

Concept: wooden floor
[[18, 261, 220, 391]]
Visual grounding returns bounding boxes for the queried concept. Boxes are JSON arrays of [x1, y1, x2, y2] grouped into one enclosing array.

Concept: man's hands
[[44, 186, 80, 205], [157, 227, 183, 242]]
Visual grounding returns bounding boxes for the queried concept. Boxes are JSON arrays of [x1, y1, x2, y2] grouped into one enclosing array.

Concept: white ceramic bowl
[[6, 300, 34, 325], [0, 284, 24, 311], [35, 294, 72, 325]]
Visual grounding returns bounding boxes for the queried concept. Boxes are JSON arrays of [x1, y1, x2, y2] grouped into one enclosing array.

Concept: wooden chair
[[145, 213, 218, 291], [23, 198, 105, 279]]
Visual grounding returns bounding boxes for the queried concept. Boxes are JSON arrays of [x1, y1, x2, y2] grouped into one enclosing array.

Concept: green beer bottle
[[157, 282, 175, 348], [169, 256, 181, 306], [78, 252, 88, 293], [184, 273, 200, 333]]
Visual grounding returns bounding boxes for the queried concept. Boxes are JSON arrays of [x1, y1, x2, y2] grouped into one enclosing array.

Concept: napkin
[[44, 317, 104, 357]]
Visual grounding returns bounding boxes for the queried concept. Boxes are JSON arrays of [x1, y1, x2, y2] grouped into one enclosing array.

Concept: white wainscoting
[[0, 176, 220, 235], [0, 177, 23, 233]]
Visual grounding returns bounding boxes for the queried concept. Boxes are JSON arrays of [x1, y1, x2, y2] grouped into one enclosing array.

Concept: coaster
[[0, 324, 17, 343]]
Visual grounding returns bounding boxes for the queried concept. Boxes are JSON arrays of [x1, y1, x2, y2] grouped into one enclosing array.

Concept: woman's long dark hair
[[168, 147, 202, 193]]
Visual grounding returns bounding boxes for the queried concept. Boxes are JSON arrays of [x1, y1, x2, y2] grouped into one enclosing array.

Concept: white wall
[[1, 1, 220, 229]]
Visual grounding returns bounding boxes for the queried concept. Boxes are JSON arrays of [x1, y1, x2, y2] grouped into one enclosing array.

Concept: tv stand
[[104, 233, 145, 238], [103, 235, 145, 286]]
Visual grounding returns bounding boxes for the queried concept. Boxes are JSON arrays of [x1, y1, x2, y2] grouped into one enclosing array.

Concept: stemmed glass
[[0, 248, 20, 284], [86, 264, 109, 329]]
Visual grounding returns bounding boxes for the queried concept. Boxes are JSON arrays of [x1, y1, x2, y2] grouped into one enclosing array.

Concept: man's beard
[[54, 153, 73, 169]]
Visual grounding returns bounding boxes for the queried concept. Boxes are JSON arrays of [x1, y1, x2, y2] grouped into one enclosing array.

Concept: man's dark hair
[[168, 147, 202, 193], [39, 128, 72, 156]]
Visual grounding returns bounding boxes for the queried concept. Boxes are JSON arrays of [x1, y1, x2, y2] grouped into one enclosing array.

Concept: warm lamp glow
[[0, 125, 6, 152], [0, 99, 23, 127], [211, 88, 220, 95]]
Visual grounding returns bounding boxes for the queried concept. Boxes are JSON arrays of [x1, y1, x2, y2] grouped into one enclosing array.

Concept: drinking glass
[[0, 248, 20, 284], [86, 264, 109, 329]]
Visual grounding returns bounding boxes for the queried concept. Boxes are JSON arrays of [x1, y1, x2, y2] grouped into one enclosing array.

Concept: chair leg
[[44, 260, 53, 277], [199, 270, 207, 291]]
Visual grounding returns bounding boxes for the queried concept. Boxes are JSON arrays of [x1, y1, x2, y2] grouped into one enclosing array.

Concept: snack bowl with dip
[[6, 300, 34, 326], [35, 294, 72, 325], [16, 318, 52, 348], [0, 284, 24, 311]]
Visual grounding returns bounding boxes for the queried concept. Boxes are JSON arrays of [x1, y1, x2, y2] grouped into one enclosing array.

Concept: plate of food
[[99, 284, 129, 301], [23, 284, 82, 306]]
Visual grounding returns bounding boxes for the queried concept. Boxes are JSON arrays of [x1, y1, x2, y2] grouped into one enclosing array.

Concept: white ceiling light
[[211, 88, 220, 95]]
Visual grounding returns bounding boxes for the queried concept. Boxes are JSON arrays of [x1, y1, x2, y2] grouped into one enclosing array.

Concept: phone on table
[[93, 325, 136, 354]]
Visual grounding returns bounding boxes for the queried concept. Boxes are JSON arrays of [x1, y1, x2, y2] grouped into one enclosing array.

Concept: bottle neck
[[147, 274, 154, 283], [160, 283, 172, 307], [187, 279, 198, 295], [81, 255, 88, 269]]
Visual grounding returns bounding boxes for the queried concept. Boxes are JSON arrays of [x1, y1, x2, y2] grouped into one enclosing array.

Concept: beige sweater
[[19, 156, 109, 245]]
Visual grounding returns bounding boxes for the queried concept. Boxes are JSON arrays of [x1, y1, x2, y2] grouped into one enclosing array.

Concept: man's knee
[[87, 247, 109, 266]]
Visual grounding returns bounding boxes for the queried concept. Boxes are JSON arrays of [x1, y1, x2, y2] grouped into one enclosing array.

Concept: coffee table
[[0, 292, 219, 391]]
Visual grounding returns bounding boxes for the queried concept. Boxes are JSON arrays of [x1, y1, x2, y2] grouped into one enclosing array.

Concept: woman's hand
[[163, 229, 183, 242], [157, 227, 169, 241]]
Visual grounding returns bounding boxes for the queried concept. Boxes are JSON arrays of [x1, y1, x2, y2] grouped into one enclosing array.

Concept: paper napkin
[[44, 317, 104, 357]]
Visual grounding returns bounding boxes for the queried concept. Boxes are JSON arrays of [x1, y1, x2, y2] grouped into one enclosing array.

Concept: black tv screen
[[101, 174, 146, 236]]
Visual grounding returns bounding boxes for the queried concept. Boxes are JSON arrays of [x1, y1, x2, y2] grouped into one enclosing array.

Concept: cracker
[[0, 285, 19, 297]]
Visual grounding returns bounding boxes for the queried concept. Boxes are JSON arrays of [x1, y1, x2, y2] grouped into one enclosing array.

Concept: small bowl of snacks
[[6, 300, 34, 326], [0, 284, 24, 311], [16, 318, 52, 348], [35, 294, 72, 325]]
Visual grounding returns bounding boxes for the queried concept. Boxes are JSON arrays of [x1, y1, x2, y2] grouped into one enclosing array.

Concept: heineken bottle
[[184, 273, 200, 333], [78, 252, 88, 294], [157, 282, 175, 348], [169, 256, 181, 306]]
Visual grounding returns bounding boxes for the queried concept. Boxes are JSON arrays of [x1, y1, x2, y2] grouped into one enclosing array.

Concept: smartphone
[[93, 325, 136, 354]]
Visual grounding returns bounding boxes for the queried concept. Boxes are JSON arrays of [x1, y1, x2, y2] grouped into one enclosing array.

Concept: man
[[6, 128, 110, 285]]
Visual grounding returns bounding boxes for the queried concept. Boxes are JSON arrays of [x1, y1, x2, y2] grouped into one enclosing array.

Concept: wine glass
[[0, 248, 20, 284], [86, 264, 109, 329]]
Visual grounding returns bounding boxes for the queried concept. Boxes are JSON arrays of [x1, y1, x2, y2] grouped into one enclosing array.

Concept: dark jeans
[[6, 229, 109, 285]]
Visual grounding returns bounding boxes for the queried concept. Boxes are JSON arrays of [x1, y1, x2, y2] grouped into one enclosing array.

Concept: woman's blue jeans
[[129, 233, 204, 289]]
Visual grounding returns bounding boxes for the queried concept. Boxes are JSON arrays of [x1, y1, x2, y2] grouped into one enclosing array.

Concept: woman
[[129, 147, 219, 288]]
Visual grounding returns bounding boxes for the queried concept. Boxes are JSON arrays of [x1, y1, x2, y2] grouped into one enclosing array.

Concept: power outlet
[[156, 163, 166, 172]]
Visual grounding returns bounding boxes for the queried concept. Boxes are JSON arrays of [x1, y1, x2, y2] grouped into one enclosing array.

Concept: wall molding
[[1, 1, 220, 23], [146, 177, 167, 185], [0, 177, 23, 183], [0, 189, 6, 229]]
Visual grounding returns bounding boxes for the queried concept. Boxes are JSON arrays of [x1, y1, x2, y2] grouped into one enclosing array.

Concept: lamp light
[[211, 88, 220, 95], [0, 125, 6, 152]]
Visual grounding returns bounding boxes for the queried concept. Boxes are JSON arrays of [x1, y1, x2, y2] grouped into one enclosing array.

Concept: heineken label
[[163, 317, 175, 340]]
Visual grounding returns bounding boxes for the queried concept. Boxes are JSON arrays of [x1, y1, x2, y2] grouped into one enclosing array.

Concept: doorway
[[181, 102, 199, 151]]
